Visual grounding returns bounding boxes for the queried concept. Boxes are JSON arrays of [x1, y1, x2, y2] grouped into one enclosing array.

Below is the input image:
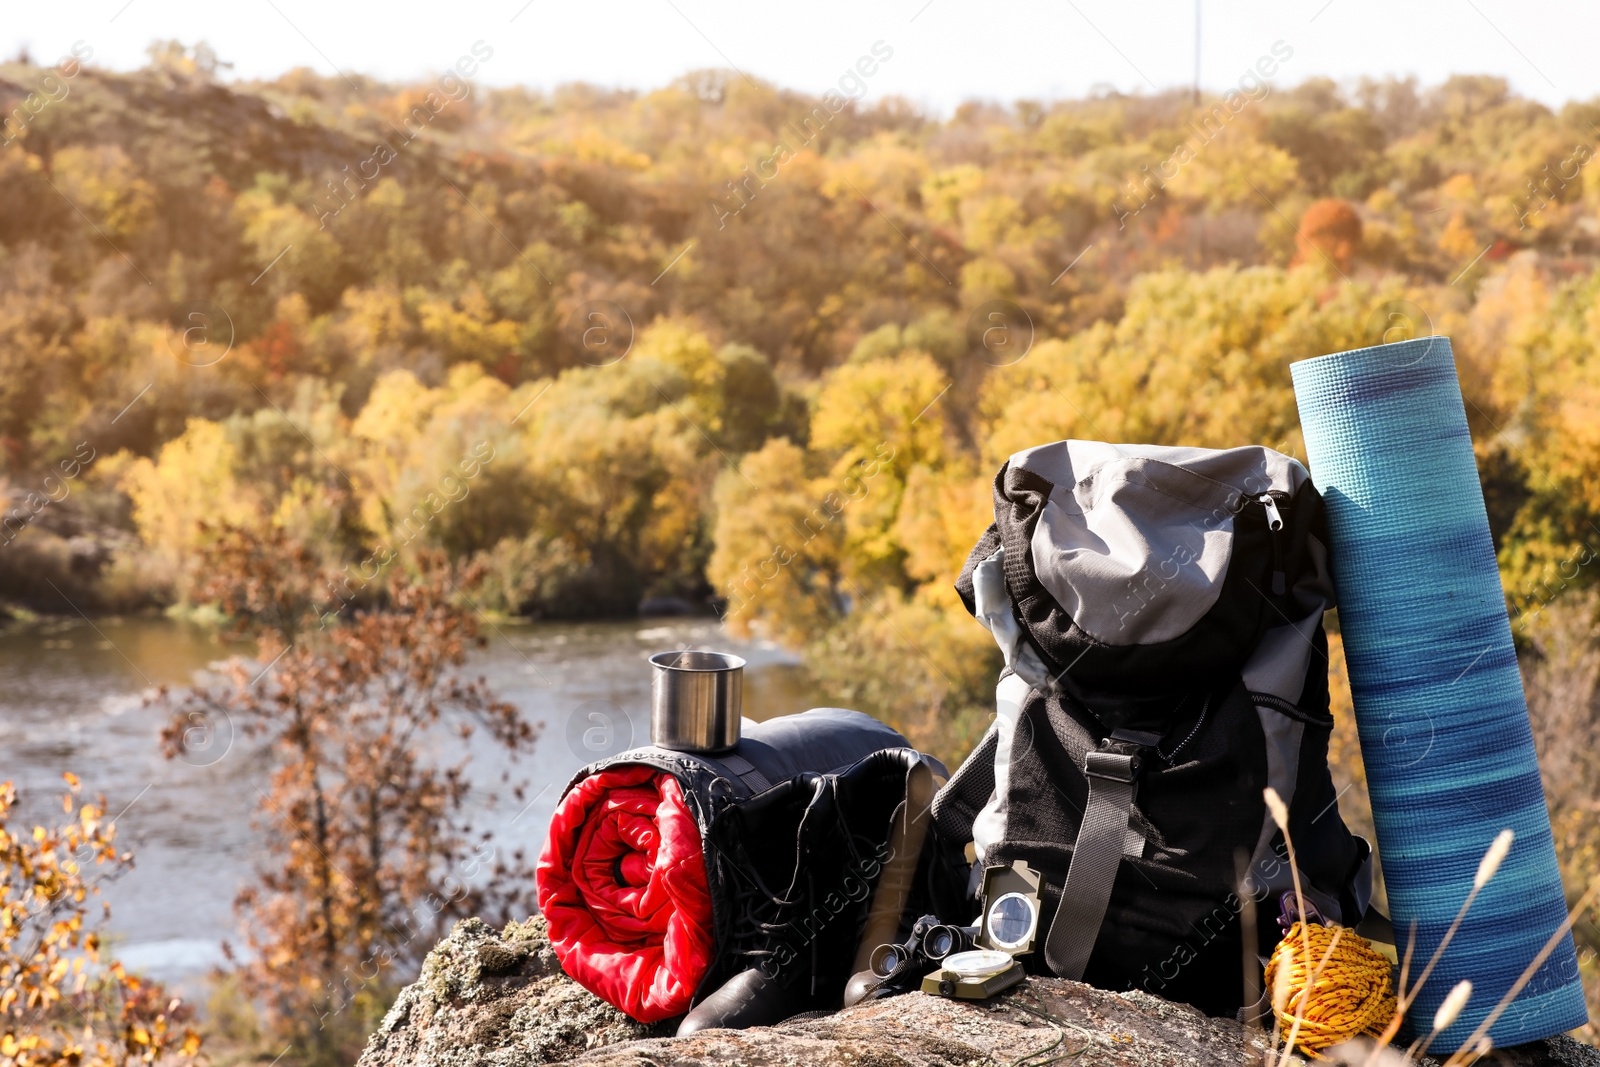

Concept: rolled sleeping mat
[[1291, 336, 1585, 1048], [535, 707, 942, 1022]]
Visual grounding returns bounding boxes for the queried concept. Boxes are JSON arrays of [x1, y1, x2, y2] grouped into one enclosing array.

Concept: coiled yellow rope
[[1264, 921, 1397, 1056]]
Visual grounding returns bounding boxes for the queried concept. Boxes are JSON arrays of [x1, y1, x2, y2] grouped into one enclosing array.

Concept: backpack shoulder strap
[[1042, 727, 1160, 980]]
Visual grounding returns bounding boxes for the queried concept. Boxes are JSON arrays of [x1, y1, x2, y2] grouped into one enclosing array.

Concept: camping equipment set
[[535, 654, 968, 1031], [534, 336, 1584, 1054]]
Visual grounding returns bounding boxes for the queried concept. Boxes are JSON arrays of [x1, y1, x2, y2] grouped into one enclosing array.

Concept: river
[[0, 614, 823, 995]]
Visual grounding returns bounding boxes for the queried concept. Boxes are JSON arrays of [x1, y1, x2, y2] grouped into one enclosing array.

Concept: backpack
[[931, 439, 1373, 1016]]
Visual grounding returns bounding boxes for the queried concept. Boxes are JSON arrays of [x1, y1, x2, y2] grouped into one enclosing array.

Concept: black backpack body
[[931, 440, 1372, 1016]]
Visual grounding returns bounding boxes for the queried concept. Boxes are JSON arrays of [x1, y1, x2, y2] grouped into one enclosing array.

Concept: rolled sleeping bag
[[1291, 336, 1586, 1047], [535, 707, 938, 1022]]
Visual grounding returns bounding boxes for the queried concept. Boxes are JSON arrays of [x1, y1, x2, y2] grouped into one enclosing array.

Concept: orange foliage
[[1295, 198, 1364, 272]]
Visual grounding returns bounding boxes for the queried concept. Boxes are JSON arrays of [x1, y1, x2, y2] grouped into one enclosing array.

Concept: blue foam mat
[[1291, 336, 1586, 1049]]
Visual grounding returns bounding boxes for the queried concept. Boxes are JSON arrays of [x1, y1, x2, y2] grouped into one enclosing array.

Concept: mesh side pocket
[[931, 720, 998, 846]]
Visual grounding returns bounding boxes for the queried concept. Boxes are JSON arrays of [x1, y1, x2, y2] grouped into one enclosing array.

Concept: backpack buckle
[[1084, 729, 1161, 782], [1084, 749, 1141, 781]]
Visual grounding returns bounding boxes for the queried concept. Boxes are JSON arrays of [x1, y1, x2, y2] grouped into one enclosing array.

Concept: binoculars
[[845, 861, 1044, 1006], [844, 914, 980, 1004], [870, 915, 979, 979]]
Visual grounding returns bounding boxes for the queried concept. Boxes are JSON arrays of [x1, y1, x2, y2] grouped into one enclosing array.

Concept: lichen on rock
[[361, 916, 671, 1067]]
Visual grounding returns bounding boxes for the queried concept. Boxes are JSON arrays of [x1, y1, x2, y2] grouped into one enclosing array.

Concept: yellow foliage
[[352, 368, 442, 447], [810, 351, 948, 473], [810, 352, 950, 577], [1438, 212, 1484, 260], [339, 286, 412, 353], [562, 129, 653, 170], [50, 146, 156, 241], [708, 438, 846, 645], [118, 420, 257, 558], [233, 186, 343, 303], [347, 365, 520, 554], [414, 284, 520, 365], [632, 319, 727, 432], [1440, 172, 1478, 202], [510, 354, 721, 601], [826, 137, 929, 210], [920, 164, 985, 226], [976, 266, 1379, 467], [962, 194, 1026, 253], [958, 256, 1017, 302], [1169, 135, 1300, 207], [896, 462, 991, 586]]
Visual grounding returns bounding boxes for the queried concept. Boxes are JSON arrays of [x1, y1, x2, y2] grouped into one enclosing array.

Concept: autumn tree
[[0, 776, 201, 1067], [1295, 198, 1364, 272], [158, 531, 540, 1064]]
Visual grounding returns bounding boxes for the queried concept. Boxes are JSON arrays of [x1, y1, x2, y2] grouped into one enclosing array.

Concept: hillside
[[3, 56, 1597, 619]]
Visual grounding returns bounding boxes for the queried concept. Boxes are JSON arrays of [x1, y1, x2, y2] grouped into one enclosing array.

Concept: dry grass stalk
[[1439, 875, 1600, 1067], [1266, 788, 1317, 1067], [1401, 831, 1513, 1014], [1403, 978, 1472, 1059], [1359, 830, 1515, 1067]]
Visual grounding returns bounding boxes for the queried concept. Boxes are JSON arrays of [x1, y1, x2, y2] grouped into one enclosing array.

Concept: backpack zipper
[[1157, 693, 1210, 764], [1258, 494, 1287, 595]]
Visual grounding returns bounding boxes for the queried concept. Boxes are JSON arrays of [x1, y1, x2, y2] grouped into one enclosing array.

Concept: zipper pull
[[1259, 494, 1284, 532], [1260, 495, 1287, 594]]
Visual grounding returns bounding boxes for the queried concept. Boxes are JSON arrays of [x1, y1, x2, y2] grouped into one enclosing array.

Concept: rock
[[636, 596, 697, 617], [359, 919, 1599, 1067], [360, 917, 672, 1067]]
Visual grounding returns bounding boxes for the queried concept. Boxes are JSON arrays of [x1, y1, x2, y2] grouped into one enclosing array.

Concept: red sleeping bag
[[535, 764, 715, 1022]]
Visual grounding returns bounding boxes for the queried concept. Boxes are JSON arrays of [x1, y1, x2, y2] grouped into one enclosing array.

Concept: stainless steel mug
[[649, 649, 744, 753]]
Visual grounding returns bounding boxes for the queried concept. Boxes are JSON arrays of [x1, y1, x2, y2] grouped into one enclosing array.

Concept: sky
[[5, 0, 1596, 112]]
